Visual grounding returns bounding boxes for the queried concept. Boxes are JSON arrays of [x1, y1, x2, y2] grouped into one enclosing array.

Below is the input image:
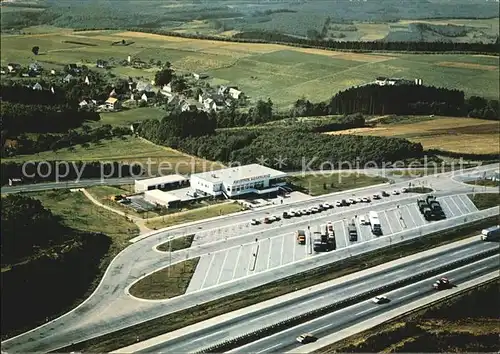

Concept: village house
[[7, 63, 21, 73], [140, 91, 155, 102], [229, 87, 242, 99], [105, 97, 120, 110], [32, 82, 43, 91], [96, 59, 109, 69], [135, 81, 154, 93], [192, 72, 209, 80], [181, 99, 203, 112], [63, 74, 75, 83], [66, 63, 81, 74], [50, 69, 57, 75], [29, 62, 42, 73]]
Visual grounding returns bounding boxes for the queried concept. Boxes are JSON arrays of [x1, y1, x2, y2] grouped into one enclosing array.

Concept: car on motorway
[[296, 333, 318, 344], [433, 277, 453, 290], [372, 295, 390, 304], [373, 194, 381, 200], [250, 219, 259, 225], [381, 191, 390, 197], [392, 190, 400, 195]]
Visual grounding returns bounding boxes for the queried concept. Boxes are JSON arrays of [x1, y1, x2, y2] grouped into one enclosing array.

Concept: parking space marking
[[449, 196, 465, 216], [292, 233, 298, 262], [232, 246, 247, 280], [203, 250, 227, 288], [386, 209, 403, 233], [280, 234, 286, 266], [254, 238, 270, 273], [401, 206, 416, 229], [200, 253, 216, 289], [218, 248, 240, 284], [408, 204, 427, 226], [452, 195, 472, 214], [459, 194, 478, 212], [216, 250, 229, 285], [333, 220, 347, 249], [269, 236, 284, 269], [281, 234, 295, 266], [186, 255, 211, 292], [266, 237, 273, 271], [379, 211, 393, 235], [440, 198, 456, 217]]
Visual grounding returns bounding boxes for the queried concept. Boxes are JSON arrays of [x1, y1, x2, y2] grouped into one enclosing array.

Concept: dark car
[[381, 191, 390, 197]]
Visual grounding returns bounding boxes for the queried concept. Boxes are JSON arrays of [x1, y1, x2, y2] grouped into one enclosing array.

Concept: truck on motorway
[[347, 221, 358, 241], [368, 211, 382, 235], [296, 230, 306, 245], [481, 225, 500, 241]]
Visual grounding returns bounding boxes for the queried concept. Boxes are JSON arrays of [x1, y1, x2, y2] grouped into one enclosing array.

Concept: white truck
[[368, 211, 382, 235]]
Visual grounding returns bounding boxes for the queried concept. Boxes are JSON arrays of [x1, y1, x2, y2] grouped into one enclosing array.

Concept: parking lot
[[186, 193, 478, 293]]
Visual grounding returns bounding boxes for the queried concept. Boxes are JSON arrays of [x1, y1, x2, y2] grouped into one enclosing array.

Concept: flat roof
[[136, 174, 188, 186], [192, 164, 286, 185], [144, 189, 181, 203]]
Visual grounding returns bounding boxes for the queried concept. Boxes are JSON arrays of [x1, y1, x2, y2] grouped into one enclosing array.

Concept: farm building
[[189, 164, 287, 198], [134, 174, 189, 193]]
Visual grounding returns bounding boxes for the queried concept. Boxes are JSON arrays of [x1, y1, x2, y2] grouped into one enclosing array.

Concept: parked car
[[250, 219, 259, 225], [323, 202, 333, 209], [318, 204, 326, 211], [373, 194, 381, 200], [361, 197, 370, 203], [296, 333, 317, 344], [348, 198, 356, 204], [355, 197, 363, 203], [282, 211, 290, 219], [327, 221, 334, 231], [381, 191, 390, 197], [310, 207, 319, 213], [335, 200, 342, 207], [264, 217, 271, 224], [302, 209, 310, 215], [392, 190, 400, 195], [401, 187, 408, 193], [372, 295, 390, 304], [289, 209, 296, 217], [360, 215, 369, 225]]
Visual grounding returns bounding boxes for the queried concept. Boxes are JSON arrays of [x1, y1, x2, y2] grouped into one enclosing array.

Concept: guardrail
[[193, 247, 499, 354]]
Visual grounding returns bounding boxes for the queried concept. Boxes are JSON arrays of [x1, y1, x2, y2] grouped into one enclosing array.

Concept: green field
[[98, 107, 166, 126], [3, 136, 224, 174], [1, 30, 498, 108]]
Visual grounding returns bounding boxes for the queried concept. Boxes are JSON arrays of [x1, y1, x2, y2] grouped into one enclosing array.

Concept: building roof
[[144, 189, 181, 203], [192, 164, 286, 185], [106, 97, 118, 104], [136, 174, 188, 187]]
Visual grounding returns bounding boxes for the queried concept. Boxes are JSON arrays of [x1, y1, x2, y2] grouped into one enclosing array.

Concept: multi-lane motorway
[[120, 240, 498, 353], [2, 164, 499, 353]]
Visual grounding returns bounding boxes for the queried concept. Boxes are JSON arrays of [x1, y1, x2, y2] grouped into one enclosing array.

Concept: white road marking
[[192, 329, 225, 342], [405, 205, 417, 228], [231, 246, 242, 280], [450, 196, 464, 216], [256, 343, 283, 354], [248, 313, 272, 323], [382, 211, 394, 234], [441, 199, 455, 217], [470, 266, 488, 274], [267, 238, 273, 270], [292, 232, 297, 262], [341, 219, 349, 246], [312, 323, 332, 333], [280, 234, 286, 266], [216, 250, 230, 285], [399, 291, 419, 300], [454, 195, 472, 214], [200, 253, 216, 289], [356, 308, 373, 316]]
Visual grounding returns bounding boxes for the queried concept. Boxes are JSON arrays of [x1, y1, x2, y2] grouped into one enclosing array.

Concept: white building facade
[[189, 164, 287, 198], [135, 174, 189, 193]]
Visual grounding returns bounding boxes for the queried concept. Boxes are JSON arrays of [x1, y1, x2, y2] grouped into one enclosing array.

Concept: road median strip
[[192, 247, 499, 354]]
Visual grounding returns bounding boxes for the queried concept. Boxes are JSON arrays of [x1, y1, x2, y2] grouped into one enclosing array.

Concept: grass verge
[[466, 179, 500, 188], [469, 193, 500, 210], [286, 173, 388, 196], [313, 279, 499, 353], [146, 202, 246, 229], [59, 215, 498, 353], [129, 258, 200, 300], [157, 234, 195, 252]]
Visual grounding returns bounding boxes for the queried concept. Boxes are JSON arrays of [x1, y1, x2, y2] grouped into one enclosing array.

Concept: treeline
[[3, 125, 131, 157], [1, 161, 142, 185], [71, 27, 499, 55], [1, 102, 99, 134], [290, 85, 498, 119], [1, 193, 111, 336]]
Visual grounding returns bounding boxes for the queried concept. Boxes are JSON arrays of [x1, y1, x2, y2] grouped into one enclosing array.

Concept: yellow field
[[437, 61, 498, 71], [326, 118, 500, 154]]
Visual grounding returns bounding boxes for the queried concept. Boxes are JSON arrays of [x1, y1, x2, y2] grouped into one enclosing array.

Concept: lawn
[[468, 193, 500, 210], [3, 136, 225, 175], [465, 179, 500, 188], [157, 234, 195, 252], [98, 107, 166, 127], [286, 173, 388, 196], [30, 189, 139, 253], [146, 202, 246, 229], [128, 258, 199, 300], [326, 117, 500, 155], [1, 29, 498, 109]]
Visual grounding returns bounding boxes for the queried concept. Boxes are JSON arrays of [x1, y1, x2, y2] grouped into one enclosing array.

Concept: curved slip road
[[120, 243, 498, 353], [2, 165, 498, 353]]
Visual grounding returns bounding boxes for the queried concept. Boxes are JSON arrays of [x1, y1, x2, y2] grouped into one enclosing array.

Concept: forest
[[1, 194, 111, 336]]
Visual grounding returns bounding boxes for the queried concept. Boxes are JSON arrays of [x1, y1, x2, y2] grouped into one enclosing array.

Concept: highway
[[125, 242, 498, 353], [1, 164, 498, 353], [231, 256, 499, 354]]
